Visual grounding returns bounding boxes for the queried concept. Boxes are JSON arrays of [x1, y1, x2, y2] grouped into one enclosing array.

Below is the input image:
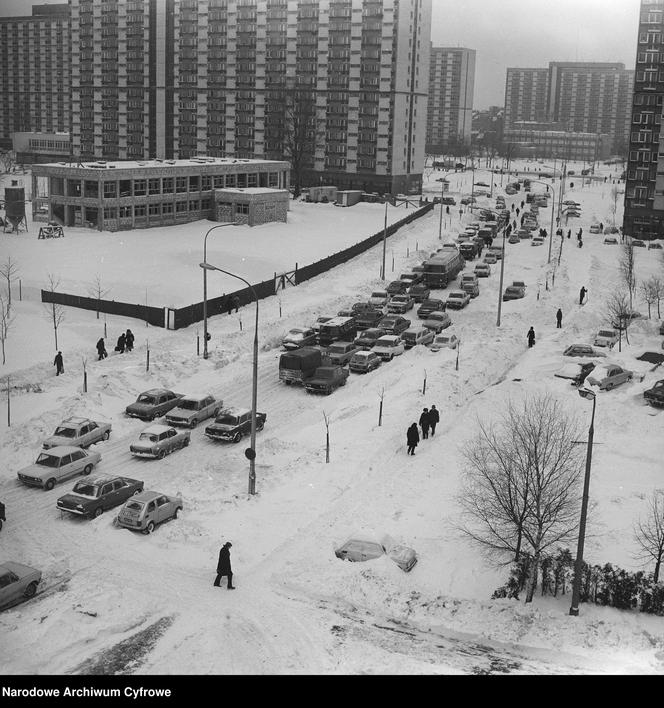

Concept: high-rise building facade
[[0, 4, 70, 150], [504, 62, 633, 155], [66, 0, 431, 195], [624, 0, 664, 238], [425, 46, 475, 154]]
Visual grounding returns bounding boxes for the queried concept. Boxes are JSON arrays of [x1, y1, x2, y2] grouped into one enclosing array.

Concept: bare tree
[[640, 277, 658, 319], [648, 275, 664, 319], [0, 292, 15, 365], [620, 241, 637, 311], [634, 490, 664, 583], [43, 274, 66, 350], [0, 256, 19, 312], [605, 289, 632, 350], [88, 274, 110, 320], [459, 394, 584, 603], [0, 149, 17, 174], [609, 186, 620, 225]]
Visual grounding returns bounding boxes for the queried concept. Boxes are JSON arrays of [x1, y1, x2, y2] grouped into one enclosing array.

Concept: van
[[318, 316, 357, 347], [422, 250, 465, 289]]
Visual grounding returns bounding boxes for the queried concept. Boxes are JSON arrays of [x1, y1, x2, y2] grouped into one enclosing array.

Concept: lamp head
[[578, 388, 596, 401]]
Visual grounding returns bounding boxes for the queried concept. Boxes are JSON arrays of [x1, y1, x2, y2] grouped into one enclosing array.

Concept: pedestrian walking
[[406, 423, 419, 456], [521, 200, 525, 209], [578, 238, 583, 248], [419, 408, 430, 439], [516, 207, 520, 216], [232, 295, 240, 313], [54, 351, 64, 376], [567, 229, 571, 239], [429, 405, 439, 437], [445, 205, 450, 214], [115, 332, 126, 353], [125, 329, 134, 352], [96, 337, 107, 361], [527, 326, 536, 348], [556, 308, 563, 328], [579, 286, 587, 305], [599, 222, 604, 233], [213, 541, 235, 589], [577, 228, 583, 239]]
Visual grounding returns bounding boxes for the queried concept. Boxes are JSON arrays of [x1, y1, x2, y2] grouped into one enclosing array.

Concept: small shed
[[214, 188, 289, 226], [336, 190, 363, 207], [306, 185, 338, 203]]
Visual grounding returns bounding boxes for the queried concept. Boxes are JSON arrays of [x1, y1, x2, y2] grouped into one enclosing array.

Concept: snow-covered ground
[[2, 159, 664, 675]]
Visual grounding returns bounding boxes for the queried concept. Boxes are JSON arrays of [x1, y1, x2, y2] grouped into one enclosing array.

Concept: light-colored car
[[430, 333, 459, 351], [326, 341, 359, 366], [487, 246, 503, 260], [349, 350, 382, 373], [17, 445, 101, 490], [387, 294, 414, 314], [483, 253, 498, 264], [446, 290, 470, 309], [42, 417, 111, 450], [368, 290, 389, 308], [116, 490, 183, 534], [589, 224, 602, 234], [440, 242, 458, 252], [531, 236, 545, 246], [593, 328, 619, 349], [125, 389, 184, 421], [0, 562, 42, 609], [165, 393, 221, 428], [334, 536, 417, 572], [282, 327, 317, 350], [563, 344, 607, 358], [585, 364, 633, 390], [423, 311, 452, 333], [459, 272, 479, 287], [130, 424, 191, 459], [373, 335, 405, 361], [401, 327, 434, 349]]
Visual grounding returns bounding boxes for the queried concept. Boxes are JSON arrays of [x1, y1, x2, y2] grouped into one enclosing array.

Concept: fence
[[41, 203, 434, 330]]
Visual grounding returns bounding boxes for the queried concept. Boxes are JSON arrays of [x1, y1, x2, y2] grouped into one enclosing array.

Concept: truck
[[421, 250, 465, 289], [279, 347, 328, 385], [644, 380, 664, 408], [304, 366, 349, 395]]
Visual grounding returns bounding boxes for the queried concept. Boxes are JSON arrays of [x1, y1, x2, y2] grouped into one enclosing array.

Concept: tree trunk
[[655, 558, 661, 584], [525, 553, 539, 603]]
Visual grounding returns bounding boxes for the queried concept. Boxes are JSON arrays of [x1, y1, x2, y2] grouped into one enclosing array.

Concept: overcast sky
[[1, 0, 642, 109]]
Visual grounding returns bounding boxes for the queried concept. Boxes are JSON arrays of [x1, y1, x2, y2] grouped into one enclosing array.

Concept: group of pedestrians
[[406, 405, 440, 455], [95, 329, 134, 360]]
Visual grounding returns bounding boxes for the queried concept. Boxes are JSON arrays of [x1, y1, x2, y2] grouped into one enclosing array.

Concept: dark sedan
[[502, 285, 525, 301], [125, 389, 183, 422], [377, 315, 411, 335], [57, 476, 144, 519]]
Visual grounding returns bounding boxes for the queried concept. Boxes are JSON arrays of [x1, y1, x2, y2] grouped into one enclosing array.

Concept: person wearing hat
[[214, 541, 235, 589]]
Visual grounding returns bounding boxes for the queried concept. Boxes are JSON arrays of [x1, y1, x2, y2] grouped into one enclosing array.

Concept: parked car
[[563, 344, 607, 358], [604, 225, 619, 233], [487, 246, 503, 260], [57, 476, 144, 518], [368, 290, 390, 309], [282, 327, 317, 350], [603, 236, 618, 245], [441, 196, 456, 205], [399, 271, 424, 286], [483, 253, 498, 264], [593, 328, 619, 349], [125, 389, 184, 422], [17, 446, 101, 490], [0, 562, 42, 609], [204, 408, 267, 443], [349, 350, 382, 374], [351, 302, 378, 315], [401, 327, 434, 349], [387, 294, 414, 314], [354, 327, 383, 350], [512, 280, 527, 291], [304, 365, 349, 394], [165, 393, 221, 428], [554, 362, 596, 386], [446, 290, 470, 309], [355, 307, 384, 330], [423, 311, 452, 333], [386, 280, 409, 296], [117, 490, 183, 534], [531, 236, 545, 246], [589, 224, 602, 234], [417, 298, 446, 318], [334, 536, 417, 572], [326, 341, 360, 366], [377, 315, 411, 335], [612, 310, 643, 330], [130, 424, 191, 459], [644, 380, 664, 408], [42, 417, 111, 450], [373, 335, 406, 361], [407, 283, 431, 303], [503, 285, 526, 301], [648, 242, 663, 250], [585, 364, 633, 390], [439, 242, 458, 252], [460, 196, 476, 205], [430, 333, 459, 351], [632, 239, 646, 248], [508, 234, 520, 244]]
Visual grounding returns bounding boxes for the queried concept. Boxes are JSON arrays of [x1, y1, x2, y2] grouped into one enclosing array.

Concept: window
[[162, 177, 174, 193], [134, 205, 146, 217], [119, 206, 132, 218], [148, 178, 161, 195], [103, 207, 117, 219], [133, 179, 146, 196], [235, 203, 249, 214], [162, 202, 173, 215], [176, 177, 188, 193], [176, 201, 188, 213], [149, 203, 160, 216], [103, 182, 117, 198]]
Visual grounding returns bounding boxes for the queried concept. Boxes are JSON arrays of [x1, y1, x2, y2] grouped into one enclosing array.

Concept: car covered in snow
[[407, 283, 431, 303], [554, 362, 596, 387], [204, 408, 267, 443], [603, 236, 618, 245], [502, 285, 526, 301], [632, 239, 646, 248], [386, 294, 414, 314], [373, 335, 405, 361], [368, 290, 390, 309], [334, 536, 417, 573], [483, 252, 498, 264], [648, 241, 663, 250], [56, 475, 144, 518], [281, 327, 317, 350], [116, 491, 183, 534], [401, 327, 435, 349], [644, 380, 664, 408], [353, 327, 383, 350], [423, 311, 452, 333], [42, 417, 111, 450], [585, 364, 633, 391], [130, 424, 191, 458], [589, 224, 602, 234], [416, 298, 446, 319], [349, 350, 382, 374], [125, 389, 184, 422], [446, 290, 470, 310], [430, 333, 459, 351], [593, 328, 619, 349], [165, 393, 221, 428], [17, 446, 101, 490], [0, 562, 42, 609], [563, 344, 607, 358], [386, 280, 409, 296]]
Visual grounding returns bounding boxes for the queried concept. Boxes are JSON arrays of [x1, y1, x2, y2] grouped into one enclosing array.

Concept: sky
[[0, 0, 643, 109]]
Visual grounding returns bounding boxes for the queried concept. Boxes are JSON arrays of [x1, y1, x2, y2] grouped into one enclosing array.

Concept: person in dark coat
[[96, 338, 107, 360], [579, 286, 587, 305], [419, 408, 430, 439], [226, 296, 233, 315], [116, 333, 126, 353], [445, 205, 450, 214], [527, 326, 536, 348], [214, 541, 235, 589], [125, 329, 134, 352], [232, 295, 240, 313], [556, 308, 563, 328], [599, 222, 603, 232], [54, 351, 64, 376], [406, 423, 419, 455], [567, 229, 571, 239], [429, 405, 440, 437]]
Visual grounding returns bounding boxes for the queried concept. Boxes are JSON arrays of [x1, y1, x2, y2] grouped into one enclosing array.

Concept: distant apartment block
[[624, 0, 664, 238], [0, 4, 70, 150], [503, 122, 610, 162], [426, 46, 475, 154], [504, 68, 549, 128]]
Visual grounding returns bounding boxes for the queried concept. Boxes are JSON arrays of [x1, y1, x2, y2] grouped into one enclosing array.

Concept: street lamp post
[[200, 261, 259, 495], [569, 387, 597, 616], [495, 220, 507, 327], [202, 223, 236, 360], [529, 179, 556, 263], [437, 172, 452, 240]]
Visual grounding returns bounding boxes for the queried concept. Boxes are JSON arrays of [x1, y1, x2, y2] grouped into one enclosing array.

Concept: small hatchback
[[116, 490, 183, 534], [373, 335, 406, 361], [349, 350, 382, 373]]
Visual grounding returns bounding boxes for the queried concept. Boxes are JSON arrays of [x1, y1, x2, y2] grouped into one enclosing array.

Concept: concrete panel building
[[426, 46, 476, 154]]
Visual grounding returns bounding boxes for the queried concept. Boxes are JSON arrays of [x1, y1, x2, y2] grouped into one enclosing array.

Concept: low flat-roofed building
[[214, 188, 289, 226], [31, 156, 290, 231], [12, 132, 71, 165]]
